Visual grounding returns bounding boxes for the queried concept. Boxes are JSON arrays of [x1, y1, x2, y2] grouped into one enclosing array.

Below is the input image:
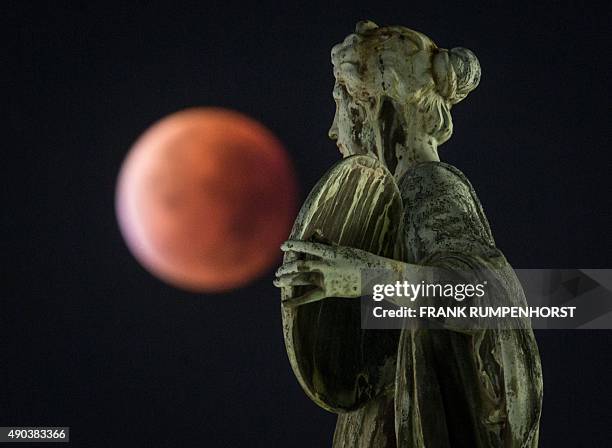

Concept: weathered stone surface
[[277, 21, 543, 448]]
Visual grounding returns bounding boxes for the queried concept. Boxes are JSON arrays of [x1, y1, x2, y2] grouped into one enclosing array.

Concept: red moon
[[116, 108, 297, 292]]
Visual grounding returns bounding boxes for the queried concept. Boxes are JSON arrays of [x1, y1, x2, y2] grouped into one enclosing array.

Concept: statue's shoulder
[[398, 161, 496, 247], [398, 161, 474, 200]]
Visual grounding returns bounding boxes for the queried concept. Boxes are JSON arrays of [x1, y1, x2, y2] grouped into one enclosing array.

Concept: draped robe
[[331, 162, 543, 448]]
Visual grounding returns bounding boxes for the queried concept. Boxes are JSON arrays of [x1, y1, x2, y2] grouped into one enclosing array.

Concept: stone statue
[[274, 21, 543, 447]]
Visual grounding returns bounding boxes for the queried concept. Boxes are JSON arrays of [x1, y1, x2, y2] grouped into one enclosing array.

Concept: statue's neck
[[356, 140, 439, 182], [390, 135, 439, 181], [364, 102, 440, 181]]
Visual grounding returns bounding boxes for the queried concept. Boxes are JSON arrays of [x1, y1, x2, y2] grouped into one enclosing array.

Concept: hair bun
[[433, 47, 480, 104], [448, 47, 481, 104]]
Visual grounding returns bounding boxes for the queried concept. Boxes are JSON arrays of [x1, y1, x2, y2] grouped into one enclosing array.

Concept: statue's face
[[328, 25, 436, 157], [328, 80, 368, 157]]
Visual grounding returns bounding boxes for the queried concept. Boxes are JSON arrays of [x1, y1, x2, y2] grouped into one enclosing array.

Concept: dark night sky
[[3, 1, 612, 446]]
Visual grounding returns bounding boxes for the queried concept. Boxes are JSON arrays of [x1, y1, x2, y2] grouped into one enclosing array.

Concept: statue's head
[[329, 21, 480, 175]]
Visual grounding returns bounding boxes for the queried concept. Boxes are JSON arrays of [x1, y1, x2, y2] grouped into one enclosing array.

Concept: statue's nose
[[328, 114, 338, 140]]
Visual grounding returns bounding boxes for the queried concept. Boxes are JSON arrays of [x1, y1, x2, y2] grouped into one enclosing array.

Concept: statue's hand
[[274, 240, 402, 308]]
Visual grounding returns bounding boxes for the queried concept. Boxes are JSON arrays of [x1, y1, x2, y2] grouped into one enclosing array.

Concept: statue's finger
[[275, 260, 330, 277], [273, 272, 316, 287], [282, 288, 327, 308], [275, 260, 305, 276], [281, 240, 334, 258]]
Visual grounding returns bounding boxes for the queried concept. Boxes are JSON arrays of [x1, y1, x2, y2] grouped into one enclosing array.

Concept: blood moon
[[116, 108, 297, 292]]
